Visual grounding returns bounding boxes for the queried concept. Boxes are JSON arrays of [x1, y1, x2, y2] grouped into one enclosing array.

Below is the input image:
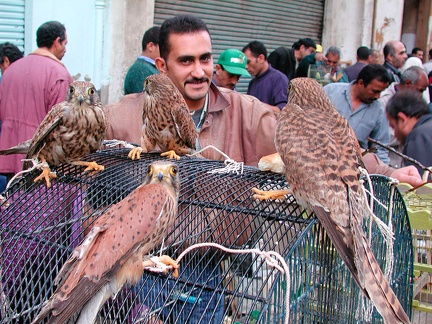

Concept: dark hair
[[142, 26, 160, 51], [292, 38, 316, 50], [383, 41, 396, 59], [357, 46, 370, 60], [429, 49, 432, 59], [268, 46, 296, 79], [0, 42, 23, 65], [242, 41, 267, 60], [386, 89, 429, 120], [36, 21, 66, 48], [159, 15, 210, 60], [412, 47, 423, 55], [356, 63, 392, 86]]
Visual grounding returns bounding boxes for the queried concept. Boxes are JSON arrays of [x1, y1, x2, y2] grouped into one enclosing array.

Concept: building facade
[[0, 0, 430, 104]]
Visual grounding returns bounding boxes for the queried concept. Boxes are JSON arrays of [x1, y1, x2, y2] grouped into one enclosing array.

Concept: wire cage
[[0, 149, 413, 323]]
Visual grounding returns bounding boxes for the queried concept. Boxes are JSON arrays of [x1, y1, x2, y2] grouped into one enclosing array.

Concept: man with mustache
[[324, 64, 392, 163], [154, 15, 278, 165]]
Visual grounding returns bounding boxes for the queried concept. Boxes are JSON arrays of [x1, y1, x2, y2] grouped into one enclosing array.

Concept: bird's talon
[[251, 187, 290, 201], [83, 161, 104, 172], [128, 147, 142, 160], [34, 168, 57, 188], [161, 150, 180, 160]]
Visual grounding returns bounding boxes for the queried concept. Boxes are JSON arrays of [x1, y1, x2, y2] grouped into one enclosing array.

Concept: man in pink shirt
[[0, 21, 73, 181]]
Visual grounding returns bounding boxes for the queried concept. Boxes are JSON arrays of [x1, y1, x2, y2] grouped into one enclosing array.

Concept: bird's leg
[[251, 187, 292, 201], [71, 160, 105, 172], [143, 255, 180, 278], [160, 150, 181, 160], [33, 159, 57, 188]]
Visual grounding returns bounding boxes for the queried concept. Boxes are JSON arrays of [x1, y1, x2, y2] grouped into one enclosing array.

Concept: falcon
[[128, 74, 197, 160], [0, 81, 107, 187], [253, 78, 410, 323], [32, 160, 181, 324]]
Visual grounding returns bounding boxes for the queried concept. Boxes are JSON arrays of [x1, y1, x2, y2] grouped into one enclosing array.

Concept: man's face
[[297, 45, 315, 62], [214, 64, 240, 90], [326, 52, 340, 70], [243, 49, 264, 77], [156, 31, 213, 106], [400, 73, 429, 94], [55, 32, 68, 60], [357, 79, 389, 104], [387, 113, 407, 143], [389, 42, 408, 69], [413, 51, 424, 61], [368, 51, 379, 64]]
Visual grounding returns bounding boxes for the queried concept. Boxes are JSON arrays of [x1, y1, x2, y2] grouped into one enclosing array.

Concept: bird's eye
[[169, 166, 178, 176], [68, 87, 74, 95], [88, 88, 95, 95], [147, 165, 154, 176], [288, 83, 293, 93], [144, 79, 151, 90]]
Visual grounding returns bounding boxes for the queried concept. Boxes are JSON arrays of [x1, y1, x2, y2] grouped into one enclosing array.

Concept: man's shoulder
[[323, 81, 347, 93], [215, 86, 274, 114]]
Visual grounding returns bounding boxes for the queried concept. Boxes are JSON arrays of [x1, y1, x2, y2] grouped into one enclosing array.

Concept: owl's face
[[66, 81, 100, 106]]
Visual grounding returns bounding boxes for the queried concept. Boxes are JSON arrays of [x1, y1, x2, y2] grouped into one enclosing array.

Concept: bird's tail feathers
[[0, 140, 31, 155], [352, 221, 411, 323]]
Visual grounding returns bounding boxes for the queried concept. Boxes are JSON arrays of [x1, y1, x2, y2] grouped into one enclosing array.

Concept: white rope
[[145, 242, 291, 324], [102, 139, 137, 149], [5, 159, 49, 191], [384, 179, 399, 279], [357, 168, 398, 322], [188, 145, 244, 175]]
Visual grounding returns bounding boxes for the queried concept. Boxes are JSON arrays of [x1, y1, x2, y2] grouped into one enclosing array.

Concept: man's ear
[[397, 111, 409, 125], [155, 57, 167, 74]]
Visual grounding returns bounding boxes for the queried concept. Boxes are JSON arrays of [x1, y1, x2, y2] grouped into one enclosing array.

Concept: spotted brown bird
[[128, 74, 197, 160], [32, 160, 180, 324], [254, 78, 410, 323], [0, 81, 107, 187]]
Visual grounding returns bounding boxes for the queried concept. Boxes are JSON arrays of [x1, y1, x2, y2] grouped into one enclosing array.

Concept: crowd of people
[[1, 15, 430, 192], [0, 14, 431, 322]]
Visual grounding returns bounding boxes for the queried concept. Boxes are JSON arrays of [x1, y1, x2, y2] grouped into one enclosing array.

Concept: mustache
[[185, 77, 210, 84]]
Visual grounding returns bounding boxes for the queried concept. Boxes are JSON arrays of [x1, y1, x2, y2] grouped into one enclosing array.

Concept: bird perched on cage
[[0, 81, 107, 188], [128, 74, 198, 160], [32, 160, 181, 324], [253, 78, 411, 323]]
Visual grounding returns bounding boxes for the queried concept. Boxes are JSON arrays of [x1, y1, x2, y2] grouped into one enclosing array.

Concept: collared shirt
[[323, 82, 390, 163], [247, 65, 288, 110], [137, 55, 156, 65], [383, 61, 401, 83]]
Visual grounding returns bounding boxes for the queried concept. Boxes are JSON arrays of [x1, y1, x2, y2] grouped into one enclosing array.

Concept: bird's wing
[[276, 103, 361, 286], [27, 104, 64, 159], [171, 104, 197, 149], [37, 182, 173, 322], [277, 103, 411, 323]]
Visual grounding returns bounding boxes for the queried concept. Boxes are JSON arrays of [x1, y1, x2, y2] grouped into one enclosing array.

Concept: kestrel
[[0, 81, 107, 187], [128, 74, 197, 160], [254, 78, 410, 323], [32, 160, 181, 324]]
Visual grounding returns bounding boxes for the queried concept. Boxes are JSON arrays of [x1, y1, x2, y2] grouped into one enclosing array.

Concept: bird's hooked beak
[[156, 170, 166, 182], [77, 94, 84, 106]]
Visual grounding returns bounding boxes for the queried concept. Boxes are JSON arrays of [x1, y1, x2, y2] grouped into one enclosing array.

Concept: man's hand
[[391, 165, 423, 187]]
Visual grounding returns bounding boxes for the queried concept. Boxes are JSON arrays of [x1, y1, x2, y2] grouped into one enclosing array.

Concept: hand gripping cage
[[0, 149, 413, 323]]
